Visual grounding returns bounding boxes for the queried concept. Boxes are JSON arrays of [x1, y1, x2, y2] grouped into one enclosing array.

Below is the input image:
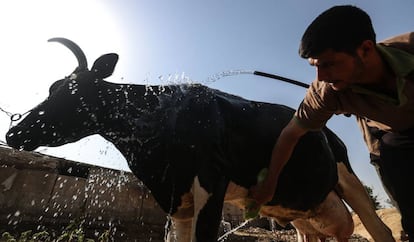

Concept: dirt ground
[[352, 207, 404, 242], [233, 207, 404, 242]]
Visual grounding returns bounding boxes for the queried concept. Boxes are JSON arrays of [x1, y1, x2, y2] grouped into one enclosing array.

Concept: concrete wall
[[0, 146, 166, 241]]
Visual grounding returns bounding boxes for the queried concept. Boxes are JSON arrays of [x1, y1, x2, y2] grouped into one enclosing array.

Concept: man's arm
[[249, 118, 308, 205]]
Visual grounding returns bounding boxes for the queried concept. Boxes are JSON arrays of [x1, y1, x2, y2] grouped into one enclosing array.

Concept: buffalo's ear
[[91, 53, 119, 78]]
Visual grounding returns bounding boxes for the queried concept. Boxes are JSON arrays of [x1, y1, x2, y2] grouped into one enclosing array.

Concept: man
[[250, 5, 414, 239]]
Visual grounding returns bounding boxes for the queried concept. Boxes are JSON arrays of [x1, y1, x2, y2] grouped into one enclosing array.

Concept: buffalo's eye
[[49, 79, 66, 95], [69, 73, 78, 80]]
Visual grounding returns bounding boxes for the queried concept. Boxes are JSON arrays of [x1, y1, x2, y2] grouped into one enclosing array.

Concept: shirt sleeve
[[294, 80, 337, 130]]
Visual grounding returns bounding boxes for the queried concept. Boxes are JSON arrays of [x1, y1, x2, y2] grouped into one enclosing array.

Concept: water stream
[[157, 69, 255, 86], [204, 69, 255, 84], [217, 219, 252, 241]]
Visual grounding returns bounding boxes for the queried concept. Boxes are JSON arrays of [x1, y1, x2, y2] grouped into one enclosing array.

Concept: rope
[[0, 105, 29, 129]]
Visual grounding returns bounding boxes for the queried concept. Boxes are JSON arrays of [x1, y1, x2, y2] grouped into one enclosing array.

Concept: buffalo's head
[[6, 38, 118, 151]]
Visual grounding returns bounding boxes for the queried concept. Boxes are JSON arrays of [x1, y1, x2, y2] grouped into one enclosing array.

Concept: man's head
[[299, 5, 376, 58], [299, 5, 378, 90]]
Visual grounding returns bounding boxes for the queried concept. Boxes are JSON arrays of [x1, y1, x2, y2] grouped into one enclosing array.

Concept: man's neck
[[362, 49, 397, 96]]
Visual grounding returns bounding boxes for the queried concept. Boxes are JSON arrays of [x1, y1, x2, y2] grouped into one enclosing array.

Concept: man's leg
[[377, 131, 414, 239]]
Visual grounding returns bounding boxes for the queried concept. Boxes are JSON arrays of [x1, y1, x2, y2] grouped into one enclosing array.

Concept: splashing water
[[217, 219, 252, 241], [158, 72, 194, 84], [157, 69, 256, 86], [204, 70, 255, 84]]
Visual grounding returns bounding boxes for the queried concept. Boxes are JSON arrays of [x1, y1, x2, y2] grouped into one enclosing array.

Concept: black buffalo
[[6, 38, 394, 242]]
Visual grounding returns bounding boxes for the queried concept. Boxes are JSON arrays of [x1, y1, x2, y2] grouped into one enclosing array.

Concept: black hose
[[254, 71, 352, 117], [253, 71, 309, 88]]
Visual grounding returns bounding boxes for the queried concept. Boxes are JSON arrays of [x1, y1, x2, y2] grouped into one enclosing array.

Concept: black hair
[[299, 5, 376, 58]]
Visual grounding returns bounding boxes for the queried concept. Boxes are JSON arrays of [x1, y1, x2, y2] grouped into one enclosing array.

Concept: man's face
[[308, 49, 365, 91]]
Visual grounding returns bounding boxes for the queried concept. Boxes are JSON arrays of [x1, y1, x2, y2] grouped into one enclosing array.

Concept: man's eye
[[320, 62, 334, 68]]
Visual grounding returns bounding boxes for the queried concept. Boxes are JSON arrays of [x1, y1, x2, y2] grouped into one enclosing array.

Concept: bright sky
[[0, 0, 413, 205]]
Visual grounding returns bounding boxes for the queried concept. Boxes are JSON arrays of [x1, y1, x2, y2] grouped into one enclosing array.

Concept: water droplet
[[205, 69, 254, 84]]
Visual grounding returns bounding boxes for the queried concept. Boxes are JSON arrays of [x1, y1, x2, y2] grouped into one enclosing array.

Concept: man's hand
[[244, 168, 273, 219], [244, 177, 276, 219], [246, 118, 307, 218], [249, 177, 276, 206]]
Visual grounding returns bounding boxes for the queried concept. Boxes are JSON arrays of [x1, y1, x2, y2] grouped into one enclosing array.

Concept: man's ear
[[358, 40, 375, 58]]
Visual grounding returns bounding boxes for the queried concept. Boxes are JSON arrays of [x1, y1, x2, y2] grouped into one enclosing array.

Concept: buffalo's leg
[[336, 162, 395, 242], [167, 192, 195, 242], [193, 176, 228, 242], [166, 217, 192, 242]]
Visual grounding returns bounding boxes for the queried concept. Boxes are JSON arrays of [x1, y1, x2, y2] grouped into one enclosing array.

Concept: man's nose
[[316, 67, 329, 81]]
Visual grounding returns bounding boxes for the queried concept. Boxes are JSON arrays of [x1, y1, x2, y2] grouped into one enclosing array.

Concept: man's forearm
[[265, 129, 301, 189]]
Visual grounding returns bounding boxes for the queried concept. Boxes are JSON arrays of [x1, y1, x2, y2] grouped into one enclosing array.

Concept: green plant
[[1, 219, 109, 242], [364, 184, 383, 210]]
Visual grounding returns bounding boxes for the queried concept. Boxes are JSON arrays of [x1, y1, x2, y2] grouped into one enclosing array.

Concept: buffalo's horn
[[48, 37, 88, 71]]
